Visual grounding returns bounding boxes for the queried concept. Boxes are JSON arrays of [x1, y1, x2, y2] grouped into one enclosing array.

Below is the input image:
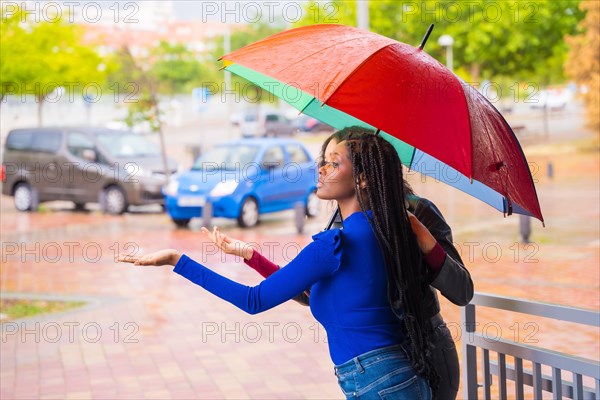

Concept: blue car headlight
[[210, 180, 238, 197]]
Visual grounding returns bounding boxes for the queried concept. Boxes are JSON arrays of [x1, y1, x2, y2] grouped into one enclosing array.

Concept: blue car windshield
[[192, 145, 259, 171]]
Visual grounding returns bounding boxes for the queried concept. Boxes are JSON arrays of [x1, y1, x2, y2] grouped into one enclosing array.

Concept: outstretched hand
[[118, 249, 181, 266], [201, 226, 253, 260], [407, 211, 437, 254]]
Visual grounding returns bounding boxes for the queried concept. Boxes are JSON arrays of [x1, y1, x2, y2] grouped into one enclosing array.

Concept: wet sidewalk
[[1, 135, 599, 399]]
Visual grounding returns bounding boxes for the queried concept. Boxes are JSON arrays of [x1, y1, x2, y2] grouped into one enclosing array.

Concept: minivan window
[[67, 132, 95, 159], [96, 133, 160, 158], [265, 114, 279, 122], [6, 131, 33, 151], [30, 131, 62, 153]]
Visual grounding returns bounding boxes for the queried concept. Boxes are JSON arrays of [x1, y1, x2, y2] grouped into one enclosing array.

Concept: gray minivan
[[1, 127, 177, 214]]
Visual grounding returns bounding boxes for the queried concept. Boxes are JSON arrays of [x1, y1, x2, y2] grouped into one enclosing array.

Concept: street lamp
[[438, 34, 454, 72]]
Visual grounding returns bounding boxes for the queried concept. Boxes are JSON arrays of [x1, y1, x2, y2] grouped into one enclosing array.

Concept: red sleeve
[[244, 249, 280, 278], [423, 241, 447, 272]]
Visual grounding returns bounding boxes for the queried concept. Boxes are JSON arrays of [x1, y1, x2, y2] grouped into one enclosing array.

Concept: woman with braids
[[205, 127, 473, 399], [119, 127, 435, 399]]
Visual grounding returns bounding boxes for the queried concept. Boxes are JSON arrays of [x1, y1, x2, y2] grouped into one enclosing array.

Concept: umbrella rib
[[297, 97, 316, 116], [466, 89, 544, 222], [463, 83, 519, 217], [495, 104, 545, 223]]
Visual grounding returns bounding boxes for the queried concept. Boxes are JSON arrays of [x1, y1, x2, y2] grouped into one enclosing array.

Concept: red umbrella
[[221, 24, 543, 223]]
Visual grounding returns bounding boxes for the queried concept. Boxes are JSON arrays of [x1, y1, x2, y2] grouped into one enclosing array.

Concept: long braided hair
[[319, 126, 439, 392]]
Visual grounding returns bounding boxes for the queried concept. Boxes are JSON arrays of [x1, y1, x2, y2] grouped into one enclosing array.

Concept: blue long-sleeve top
[[173, 210, 404, 365]]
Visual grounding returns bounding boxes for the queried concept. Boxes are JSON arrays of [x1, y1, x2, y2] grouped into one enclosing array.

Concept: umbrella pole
[[324, 207, 341, 231]]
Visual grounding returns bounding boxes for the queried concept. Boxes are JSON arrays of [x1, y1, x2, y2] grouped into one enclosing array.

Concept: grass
[[0, 299, 86, 321]]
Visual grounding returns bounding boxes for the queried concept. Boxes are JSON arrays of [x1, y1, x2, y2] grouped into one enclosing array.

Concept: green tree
[[150, 41, 209, 94], [109, 46, 158, 129], [108, 45, 171, 179], [107, 39, 218, 130], [106, 36, 231, 180], [566, 0, 599, 132], [106, 39, 218, 132], [0, 7, 27, 104], [0, 5, 105, 125]]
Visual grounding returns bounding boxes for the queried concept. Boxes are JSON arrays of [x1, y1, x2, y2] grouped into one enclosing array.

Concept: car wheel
[[73, 202, 87, 212], [14, 183, 35, 212], [102, 186, 127, 215], [238, 197, 259, 228], [305, 190, 320, 218], [172, 218, 190, 228]]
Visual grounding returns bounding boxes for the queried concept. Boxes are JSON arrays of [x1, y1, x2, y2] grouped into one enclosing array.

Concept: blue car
[[163, 138, 319, 227]]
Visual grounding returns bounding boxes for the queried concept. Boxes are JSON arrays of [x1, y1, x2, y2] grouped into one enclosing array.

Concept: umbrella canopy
[[221, 24, 543, 223]]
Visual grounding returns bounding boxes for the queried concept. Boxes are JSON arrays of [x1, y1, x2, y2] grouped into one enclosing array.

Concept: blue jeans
[[334, 344, 432, 400]]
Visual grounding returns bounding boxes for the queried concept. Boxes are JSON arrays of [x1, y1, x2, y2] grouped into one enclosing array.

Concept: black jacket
[[408, 195, 474, 317]]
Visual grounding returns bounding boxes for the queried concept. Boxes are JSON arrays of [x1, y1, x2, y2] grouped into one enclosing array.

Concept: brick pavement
[[1, 136, 599, 399]]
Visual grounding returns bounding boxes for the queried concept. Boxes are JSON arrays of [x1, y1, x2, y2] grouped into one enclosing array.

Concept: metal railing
[[462, 293, 600, 399]]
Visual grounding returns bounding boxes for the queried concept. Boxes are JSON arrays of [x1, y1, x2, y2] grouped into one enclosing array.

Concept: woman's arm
[[119, 230, 341, 314], [244, 251, 311, 306], [118, 249, 181, 266], [243, 249, 280, 277], [203, 226, 311, 306], [409, 197, 474, 306]]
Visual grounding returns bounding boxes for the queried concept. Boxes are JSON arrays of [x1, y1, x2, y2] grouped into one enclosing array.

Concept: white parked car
[[530, 88, 573, 110]]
